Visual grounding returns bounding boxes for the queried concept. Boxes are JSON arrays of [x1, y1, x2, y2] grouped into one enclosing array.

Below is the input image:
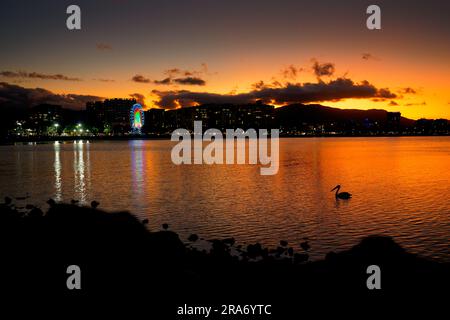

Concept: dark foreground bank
[[1, 198, 449, 313]]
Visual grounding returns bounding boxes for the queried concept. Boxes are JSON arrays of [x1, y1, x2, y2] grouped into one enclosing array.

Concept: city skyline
[[1, 0, 450, 119], [9, 98, 449, 139]]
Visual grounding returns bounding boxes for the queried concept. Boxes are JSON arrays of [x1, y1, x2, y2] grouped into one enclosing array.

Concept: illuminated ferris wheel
[[130, 103, 145, 134]]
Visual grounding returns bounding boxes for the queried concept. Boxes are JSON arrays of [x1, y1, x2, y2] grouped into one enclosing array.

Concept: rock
[[287, 247, 294, 256], [91, 200, 100, 208], [28, 207, 44, 218], [276, 246, 285, 255], [222, 237, 235, 246], [280, 240, 288, 247], [300, 241, 310, 251], [247, 243, 263, 258], [4, 196, 12, 205], [188, 234, 199, 242], [211, 239, 227, 251], [294, 253, 309, 263]]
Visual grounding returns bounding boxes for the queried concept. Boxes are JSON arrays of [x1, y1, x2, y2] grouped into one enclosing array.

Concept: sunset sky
[[0, 0, 449, 119]]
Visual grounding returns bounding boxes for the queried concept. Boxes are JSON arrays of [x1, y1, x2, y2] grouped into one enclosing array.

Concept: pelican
[[331, 185, 352, 199]]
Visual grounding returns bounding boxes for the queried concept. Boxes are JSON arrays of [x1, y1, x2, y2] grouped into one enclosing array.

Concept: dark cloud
[[0, 71, 20, 78], [93, 78, 115, 82], [251, 80, 266, 90], [132, 74, 151, 83], [153, 76, 206, 86], [157, 64, 212, 85], [152, 77, 397, 109], [173, 77, 206, 86], [388, 101, 399, 106], [163, 65, 209, 78], [154, 77, 172, 85], [96, 43, 112, 51], [129, 93, 146, 107], [152, 89, 249, 109], [271, 79, 283, 88], [164, 68, 181, 77], [400, 87, 417, 94], [0, 82, 102, 110], [0, 71, 81, 81], [404, 101, 427, 106], [281, 65, 299, 79], [377, 88, 397, 99], [251, 79, 284, 90], [361, 53, 379, 61], [312, 60, 335, 77]]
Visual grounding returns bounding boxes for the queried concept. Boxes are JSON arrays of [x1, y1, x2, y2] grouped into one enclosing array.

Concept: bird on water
[[331, 185, 352, 199]]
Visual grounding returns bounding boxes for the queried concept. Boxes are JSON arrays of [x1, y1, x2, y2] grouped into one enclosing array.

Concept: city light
[[130, 103, 145, 134]]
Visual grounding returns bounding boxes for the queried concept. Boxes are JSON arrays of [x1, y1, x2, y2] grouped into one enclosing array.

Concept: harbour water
[[1, 137, 449, 261]]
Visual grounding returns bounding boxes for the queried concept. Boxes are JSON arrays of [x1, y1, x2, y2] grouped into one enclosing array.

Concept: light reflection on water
[[0, 137, 449, 262], [54, 141, 62, 201]]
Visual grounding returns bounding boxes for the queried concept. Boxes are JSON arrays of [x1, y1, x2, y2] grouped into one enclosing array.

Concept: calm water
[[1, 137, 449, 261]]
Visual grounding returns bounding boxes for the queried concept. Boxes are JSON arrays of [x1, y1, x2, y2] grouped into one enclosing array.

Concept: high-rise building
[[163, 103, 275, 132], [86, 101, 105, 130], [28, 104, 62, 135], [104, 98, 136, 134], [386, 112, 401, 133], [86, 98, 136, 134], [432, 119, 448, 134], [143, 108, 166, 134]]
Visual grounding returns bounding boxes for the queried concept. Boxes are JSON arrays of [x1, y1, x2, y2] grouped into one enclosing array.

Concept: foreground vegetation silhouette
[[1, 198, 448, 306]]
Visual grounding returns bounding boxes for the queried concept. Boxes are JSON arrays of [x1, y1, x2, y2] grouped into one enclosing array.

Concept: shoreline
[[1, 133, 449, 145]]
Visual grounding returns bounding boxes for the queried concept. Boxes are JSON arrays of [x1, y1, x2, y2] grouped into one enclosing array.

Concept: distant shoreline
[[1, 133, 449, 145]]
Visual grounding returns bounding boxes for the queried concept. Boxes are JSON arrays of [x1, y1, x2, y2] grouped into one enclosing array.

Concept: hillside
[[275, 103, 415, 128]]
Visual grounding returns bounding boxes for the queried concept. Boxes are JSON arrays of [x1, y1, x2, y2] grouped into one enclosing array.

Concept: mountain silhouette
[[276, 103, 415, 128]]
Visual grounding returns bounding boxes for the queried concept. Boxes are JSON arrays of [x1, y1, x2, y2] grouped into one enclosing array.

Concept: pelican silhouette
[[331, 185, 352, 199]]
